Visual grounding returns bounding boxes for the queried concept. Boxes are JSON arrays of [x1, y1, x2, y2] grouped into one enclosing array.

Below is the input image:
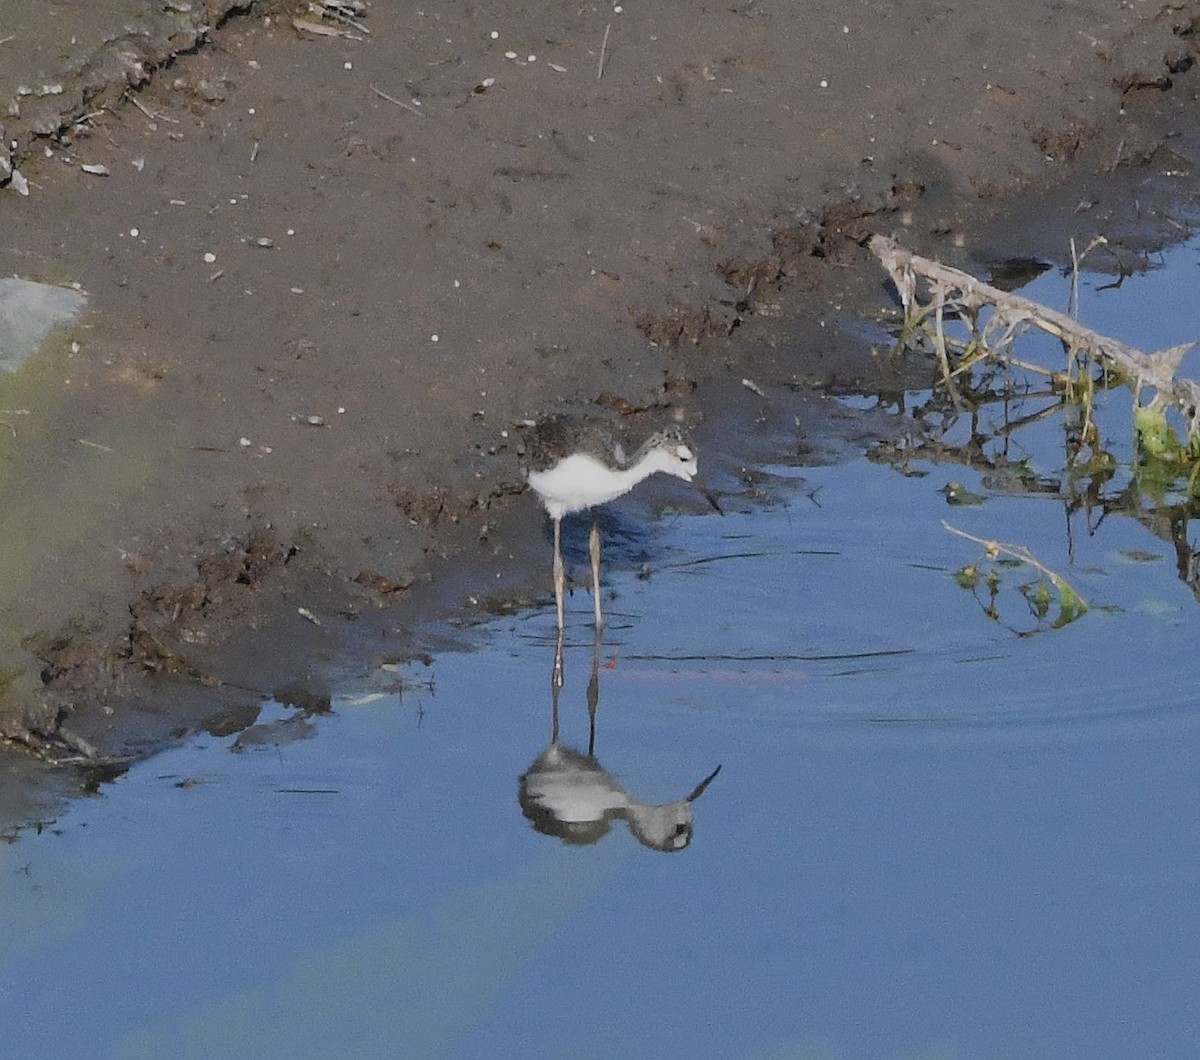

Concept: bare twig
[[317, 2, 371, 34], [124, 91, 180, 125], [870, 234, 1200, 443], [598, 22, 612, 80], [943, 520, 1088, 611], [1068, 235, 1107, 321], [370, 84, 427, 119], [1069, 237, 1081, 322]]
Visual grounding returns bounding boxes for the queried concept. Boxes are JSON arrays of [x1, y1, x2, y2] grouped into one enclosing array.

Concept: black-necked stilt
[[524, 415, 720, 632]]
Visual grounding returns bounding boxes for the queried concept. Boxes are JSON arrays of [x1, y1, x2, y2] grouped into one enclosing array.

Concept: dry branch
[[942, 521, 1088, 612], [869, 234, 1200, 442]]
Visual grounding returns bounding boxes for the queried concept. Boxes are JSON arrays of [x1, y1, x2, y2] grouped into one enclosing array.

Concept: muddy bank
[[1, 0, 1199, 799]]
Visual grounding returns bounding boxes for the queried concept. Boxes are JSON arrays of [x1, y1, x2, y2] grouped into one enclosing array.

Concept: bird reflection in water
[[519, 628, 721, 852]]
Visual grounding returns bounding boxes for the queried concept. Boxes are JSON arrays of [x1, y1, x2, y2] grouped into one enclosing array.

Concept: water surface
[[3, 244, 1200, 1059]]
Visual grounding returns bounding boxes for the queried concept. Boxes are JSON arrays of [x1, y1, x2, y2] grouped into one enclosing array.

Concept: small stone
[[195, 79, 227, 103]]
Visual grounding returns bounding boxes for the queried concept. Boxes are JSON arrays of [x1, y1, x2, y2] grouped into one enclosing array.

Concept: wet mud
[[1, 0, 1200, 819]]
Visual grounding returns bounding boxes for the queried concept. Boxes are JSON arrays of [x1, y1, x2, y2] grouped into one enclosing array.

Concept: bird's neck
[[618, 454, 662, 492]]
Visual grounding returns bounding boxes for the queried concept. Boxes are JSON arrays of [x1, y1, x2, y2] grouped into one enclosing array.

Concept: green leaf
[[1135, 405, 1184, 459], [954, 564, 980, 589], [941, 481, 987, 507]]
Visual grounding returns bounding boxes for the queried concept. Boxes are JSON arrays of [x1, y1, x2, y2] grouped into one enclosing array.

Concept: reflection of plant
[[945, 523, 1087, 634]]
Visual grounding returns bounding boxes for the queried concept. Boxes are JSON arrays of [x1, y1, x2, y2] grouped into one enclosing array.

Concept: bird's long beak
[[686, 763, 722, 802], [694, 478, 723, 515]]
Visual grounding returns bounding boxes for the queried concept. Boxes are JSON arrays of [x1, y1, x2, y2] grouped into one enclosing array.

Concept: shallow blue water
[[3, 243, 1200, 1059]]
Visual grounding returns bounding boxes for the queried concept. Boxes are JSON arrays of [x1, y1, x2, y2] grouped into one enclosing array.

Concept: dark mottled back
[[523, 414, 628, 472]]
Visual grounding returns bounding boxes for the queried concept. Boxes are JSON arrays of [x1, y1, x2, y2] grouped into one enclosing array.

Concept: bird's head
[[643, 428, 699, 483]]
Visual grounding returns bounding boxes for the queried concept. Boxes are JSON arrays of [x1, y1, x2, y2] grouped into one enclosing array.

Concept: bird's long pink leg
[[553, 517, 566, 634], [589, 509, 603, 629]]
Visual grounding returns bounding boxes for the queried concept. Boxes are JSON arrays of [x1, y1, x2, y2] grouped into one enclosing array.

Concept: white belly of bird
[[528, 454, 634, 519]]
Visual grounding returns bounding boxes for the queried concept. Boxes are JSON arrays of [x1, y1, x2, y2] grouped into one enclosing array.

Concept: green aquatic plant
[[945, 522, 1087, 635]]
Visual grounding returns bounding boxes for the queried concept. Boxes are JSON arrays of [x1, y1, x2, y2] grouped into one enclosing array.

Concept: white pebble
[[490, 30, 499, 39], [286, 228, 295, 236], [130, 227, 140, 238], [819, 79, 828, 88], [527, 54, 537, 62], [431, 333, 439, 342], [344, 62, 352, 70], [203, 251, 216, 263], [504, 50, 517, 59], [239, 437, 251, 447]]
